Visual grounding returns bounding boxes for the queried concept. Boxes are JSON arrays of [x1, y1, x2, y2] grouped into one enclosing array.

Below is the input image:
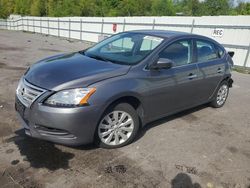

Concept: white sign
[[212, 29, 224, 37]]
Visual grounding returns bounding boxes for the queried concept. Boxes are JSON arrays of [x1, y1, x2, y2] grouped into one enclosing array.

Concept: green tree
[[15, 0, 32, 15], [236, 2, 250, 15], [0, 0, 249, 18], [188, 0, 204, 16], [174, 0, 203, 16], [152, 0, 175, 16], [203, 0, 230, 15], [117, 0, 137, 16], [78, 0, 97, 16], [30, 0, 46, 16], [0, 0, 15, 18]]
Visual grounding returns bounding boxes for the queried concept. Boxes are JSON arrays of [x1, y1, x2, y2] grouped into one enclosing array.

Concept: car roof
[[126, 30, 223, 47], [126, 30, 191, 38]]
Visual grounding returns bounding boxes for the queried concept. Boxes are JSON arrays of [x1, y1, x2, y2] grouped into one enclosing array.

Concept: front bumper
[[15, 95, 103, 146]]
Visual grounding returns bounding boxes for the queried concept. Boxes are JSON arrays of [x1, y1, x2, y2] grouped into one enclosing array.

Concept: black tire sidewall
[[211, 81, 229, 108], [95, 103, 139, 149]]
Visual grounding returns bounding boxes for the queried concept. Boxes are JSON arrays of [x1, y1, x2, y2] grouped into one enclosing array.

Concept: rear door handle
[[187, 73, 197, 79]]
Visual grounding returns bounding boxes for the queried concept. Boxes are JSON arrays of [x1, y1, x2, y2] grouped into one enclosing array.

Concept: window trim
[[215, 45, 226, 59]]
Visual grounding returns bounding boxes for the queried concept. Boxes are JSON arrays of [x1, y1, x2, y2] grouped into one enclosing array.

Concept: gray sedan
[[15, 30, 233, 148]]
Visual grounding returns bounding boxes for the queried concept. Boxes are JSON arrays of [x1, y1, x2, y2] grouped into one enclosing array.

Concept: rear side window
[[159, 40, 192, 67], [196, 40, 218, 62], [217, 46, 225, 58]]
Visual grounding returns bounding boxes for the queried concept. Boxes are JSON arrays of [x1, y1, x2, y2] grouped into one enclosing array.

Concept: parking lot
[[0, 30, 249, 188]]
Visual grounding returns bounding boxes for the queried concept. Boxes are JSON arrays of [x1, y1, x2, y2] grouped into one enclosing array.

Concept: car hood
[[25, 52, 130, 91]]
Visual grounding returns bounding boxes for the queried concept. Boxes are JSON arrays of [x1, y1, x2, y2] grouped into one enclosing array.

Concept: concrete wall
[[1, 16, 250, 67]]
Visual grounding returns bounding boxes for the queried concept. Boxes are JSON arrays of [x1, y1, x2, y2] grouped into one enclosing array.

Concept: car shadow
[[6, 104, 208, 171], [171, 173, 201, 188], [135, 104, 208, 142], [5, 129, 76, 171]]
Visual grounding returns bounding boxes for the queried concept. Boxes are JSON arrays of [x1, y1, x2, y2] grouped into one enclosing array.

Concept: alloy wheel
[[216, 84, 228, 106], [98, 111, 134, 146]]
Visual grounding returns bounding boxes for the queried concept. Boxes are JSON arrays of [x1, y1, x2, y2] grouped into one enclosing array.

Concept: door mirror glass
[[149, 58, 173, 70]]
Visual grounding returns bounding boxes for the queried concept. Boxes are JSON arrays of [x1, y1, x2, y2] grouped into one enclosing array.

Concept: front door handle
[[217, 68, 223, 73], [188, 73, 197, 79]]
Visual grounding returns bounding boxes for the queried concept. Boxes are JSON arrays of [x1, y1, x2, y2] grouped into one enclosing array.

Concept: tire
[[210, 80, 229, 108], [95, 103, 140, 149]]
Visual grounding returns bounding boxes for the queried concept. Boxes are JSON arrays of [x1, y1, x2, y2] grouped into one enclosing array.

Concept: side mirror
[[228, 51, 234, 58], [149, 58, 173, 70]]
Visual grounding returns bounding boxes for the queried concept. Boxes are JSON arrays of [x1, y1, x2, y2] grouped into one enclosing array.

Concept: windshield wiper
[[80, 51, 124, 65], [78, 50, 85, 55], [88, 54, 111, 62], [79, 51, 109, 62]]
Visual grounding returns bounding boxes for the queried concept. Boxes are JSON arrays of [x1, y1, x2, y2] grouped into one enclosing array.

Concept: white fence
[[0, 16, 250, 67]]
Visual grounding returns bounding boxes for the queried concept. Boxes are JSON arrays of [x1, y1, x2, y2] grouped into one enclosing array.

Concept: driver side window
[[100, 37, 134, 53], [159, 40, 192, 67]]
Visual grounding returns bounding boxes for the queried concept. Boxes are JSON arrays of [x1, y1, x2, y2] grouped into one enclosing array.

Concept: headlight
[[44, 88, 96, 107]]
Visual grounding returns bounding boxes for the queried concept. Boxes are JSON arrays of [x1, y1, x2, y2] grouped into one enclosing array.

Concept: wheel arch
[[221, 75, 233, 87], [102, 94, 145, 127]]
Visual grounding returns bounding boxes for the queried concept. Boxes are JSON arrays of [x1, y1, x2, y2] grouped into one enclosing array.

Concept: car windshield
[[84, 33, 164, 65]]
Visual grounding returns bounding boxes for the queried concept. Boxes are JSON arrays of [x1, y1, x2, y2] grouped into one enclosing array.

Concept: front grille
[[16, 78, 46, 107]]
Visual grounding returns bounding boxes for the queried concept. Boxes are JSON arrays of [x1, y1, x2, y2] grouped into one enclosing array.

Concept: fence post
[[58, 18, 60, 37], [69, 19, 71, 39], [40, 18, 42, 34], [33, 18, 35, 32], [22, 18, 24, 31], [47, 18, 50, 35], [123, 18, 126, 32], [27, 19, 29, 32], [152, 19, 155, 30], [191, 19, 195, 33], [101, 18, 104, 34], [243, 42, 250, 67], [80, 19, 82, 41]]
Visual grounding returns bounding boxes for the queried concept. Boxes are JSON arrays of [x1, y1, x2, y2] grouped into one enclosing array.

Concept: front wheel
[[210, 81, 229, 108], [96, 103, 139, 149]]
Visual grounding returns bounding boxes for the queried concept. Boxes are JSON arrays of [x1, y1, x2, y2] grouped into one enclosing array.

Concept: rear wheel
[[96, 103, 139, 148], [210, 81, 229, 108]]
